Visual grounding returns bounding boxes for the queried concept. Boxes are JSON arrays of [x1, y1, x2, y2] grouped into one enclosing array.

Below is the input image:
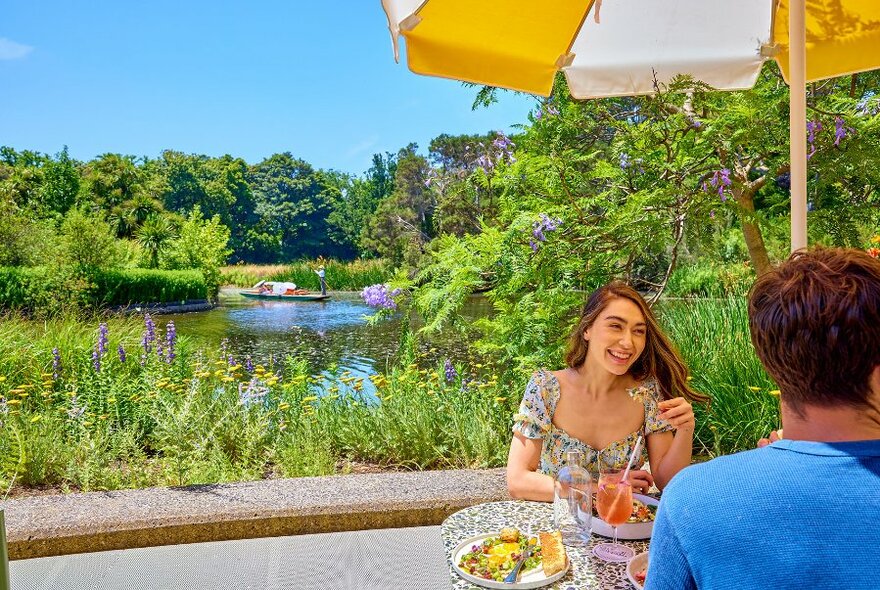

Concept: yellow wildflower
[[6, 399, 22, 405], [0, 376, 5, 383], [31, 415, 42, 423], [748, 386, 761, 392], [494, 397, 507, 403], [301, 396, 318, 404], [222, 376, 235, 382], [768, 390, 781, 397]]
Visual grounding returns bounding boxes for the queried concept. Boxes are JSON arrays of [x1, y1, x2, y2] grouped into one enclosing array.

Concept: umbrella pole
[[789, 0, 807, 252]]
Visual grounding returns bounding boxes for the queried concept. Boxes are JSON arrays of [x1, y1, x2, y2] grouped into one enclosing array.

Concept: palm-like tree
[[136, 214, 175, 268]]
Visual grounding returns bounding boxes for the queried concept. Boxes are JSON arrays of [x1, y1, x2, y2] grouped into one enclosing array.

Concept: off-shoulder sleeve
[[512, 370, 554, 439], [643, 381, 674, 435]]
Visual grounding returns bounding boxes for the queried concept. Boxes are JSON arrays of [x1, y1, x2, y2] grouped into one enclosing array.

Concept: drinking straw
[[620, 434, 644, 484]]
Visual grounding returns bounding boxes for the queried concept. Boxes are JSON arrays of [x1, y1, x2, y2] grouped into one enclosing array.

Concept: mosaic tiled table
[[441, 501, 647, 590]]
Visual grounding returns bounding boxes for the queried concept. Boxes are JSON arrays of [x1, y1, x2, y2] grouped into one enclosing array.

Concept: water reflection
[[155, 291, 491, 398]]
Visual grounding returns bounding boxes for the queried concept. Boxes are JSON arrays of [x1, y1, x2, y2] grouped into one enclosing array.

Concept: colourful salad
[[457, 529, 542, 582]]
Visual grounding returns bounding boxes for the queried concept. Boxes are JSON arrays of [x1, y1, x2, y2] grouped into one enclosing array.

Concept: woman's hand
[[657, 397, 695, 434], [625, 469, 654, 495], [757, 428, 783, 448]]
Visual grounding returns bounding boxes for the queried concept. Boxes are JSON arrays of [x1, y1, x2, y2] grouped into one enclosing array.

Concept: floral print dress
[[512, 369, 673, 477]]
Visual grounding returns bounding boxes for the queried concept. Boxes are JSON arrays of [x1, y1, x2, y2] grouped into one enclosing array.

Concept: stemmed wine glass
[[592, 463, 636, 562]]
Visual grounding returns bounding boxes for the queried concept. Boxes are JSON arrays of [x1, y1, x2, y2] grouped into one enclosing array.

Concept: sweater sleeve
[[644, 498, 697, 590]]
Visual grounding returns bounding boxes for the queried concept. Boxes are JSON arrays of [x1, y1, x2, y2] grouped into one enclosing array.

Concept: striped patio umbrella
[[381, 0, 880, 252]]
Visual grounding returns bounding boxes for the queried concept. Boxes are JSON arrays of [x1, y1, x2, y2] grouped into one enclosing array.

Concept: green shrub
[[88, 269, 207, 305], [665, 263, 755, 298], [0, 267, 207, 310]]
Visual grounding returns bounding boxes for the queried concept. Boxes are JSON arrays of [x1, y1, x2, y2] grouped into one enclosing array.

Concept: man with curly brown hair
[[646, 247, 880, 590]]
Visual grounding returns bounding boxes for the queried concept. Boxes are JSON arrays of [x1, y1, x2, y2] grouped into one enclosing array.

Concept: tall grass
[[659, 298, 779, 457], [1, 298, 780, 495], [221, 259, 391, 291], [0, 314, 514, 494]]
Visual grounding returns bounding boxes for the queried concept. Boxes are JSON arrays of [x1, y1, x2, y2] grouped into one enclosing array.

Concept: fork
[[503, 543, 533, 584]]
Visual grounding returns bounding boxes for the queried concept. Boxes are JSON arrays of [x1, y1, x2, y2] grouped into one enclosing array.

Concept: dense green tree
[[161, 206, 231, 298], [248, 153, 335, 261]]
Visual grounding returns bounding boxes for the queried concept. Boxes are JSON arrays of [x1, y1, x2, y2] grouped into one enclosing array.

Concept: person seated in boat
[[506, 281, 707, 500], [258, 283, 272, 294]]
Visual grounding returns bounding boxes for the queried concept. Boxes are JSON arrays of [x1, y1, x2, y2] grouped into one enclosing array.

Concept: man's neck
[[781, 399, 880, 443]]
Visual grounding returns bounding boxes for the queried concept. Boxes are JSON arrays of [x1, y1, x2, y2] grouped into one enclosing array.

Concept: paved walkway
[[10, 525, 450, 590]]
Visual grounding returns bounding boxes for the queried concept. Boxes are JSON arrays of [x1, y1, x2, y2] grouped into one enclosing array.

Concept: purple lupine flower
[[165, 321, 176, 364], [156, 338, 164, 361], [709, 210, 716, 218], [689, 117, 703, 129], [619, 153, 630, 169], [533, 226, 546, 242], [361, 284, 399, 310], [228, 355, 237, 367], [529, 240, 539, 252], [92, 350, 101, 373], [52, 347, 62, 380], [118, 344, 126, 363], [545, 105, 559, 116], [444, 359, 457, 383], [245, 356, 254, 373], [142, 314, 156, 354], [534, 109, 543, 121], [97, 323, 108, 356]]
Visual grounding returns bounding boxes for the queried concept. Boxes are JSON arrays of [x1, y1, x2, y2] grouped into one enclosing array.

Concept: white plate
[[592, 493, 659, 540], [626, 552, 649, 589], [452, 532, 570, 590]]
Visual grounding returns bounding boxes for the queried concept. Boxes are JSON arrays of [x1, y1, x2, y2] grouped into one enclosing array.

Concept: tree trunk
[[735, 188, 772, 276]]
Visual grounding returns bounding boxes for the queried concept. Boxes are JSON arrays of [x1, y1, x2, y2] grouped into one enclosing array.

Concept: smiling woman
[[506, 281, 709, 502]]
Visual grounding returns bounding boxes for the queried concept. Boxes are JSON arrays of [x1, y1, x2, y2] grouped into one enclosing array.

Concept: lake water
[[155, 290, 491, 396]]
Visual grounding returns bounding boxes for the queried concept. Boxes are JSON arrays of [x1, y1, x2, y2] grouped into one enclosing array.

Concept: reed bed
[[220, 259, 391, 291]]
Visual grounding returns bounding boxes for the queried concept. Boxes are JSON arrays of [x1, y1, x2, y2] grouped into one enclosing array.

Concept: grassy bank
[[0, 298, 778, 495], [221, 259, 391, 291]]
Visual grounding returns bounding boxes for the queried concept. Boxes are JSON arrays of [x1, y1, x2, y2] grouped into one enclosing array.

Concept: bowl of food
[[591, 493, 659, 540], [626, 552, 649, 589], [452, 527, 569, 589]]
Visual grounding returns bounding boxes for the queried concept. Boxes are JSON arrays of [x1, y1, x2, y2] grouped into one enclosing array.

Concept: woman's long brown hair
[[565, 281, 707, 403]]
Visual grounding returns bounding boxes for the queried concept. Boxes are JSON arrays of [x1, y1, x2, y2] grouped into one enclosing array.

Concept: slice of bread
[[539, 531, 567, 576]]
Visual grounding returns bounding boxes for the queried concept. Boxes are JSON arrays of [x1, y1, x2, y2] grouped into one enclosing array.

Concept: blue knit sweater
[[645, 439, 880, 590]]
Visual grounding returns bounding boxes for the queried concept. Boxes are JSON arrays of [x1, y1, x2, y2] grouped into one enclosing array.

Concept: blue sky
[[0, 2, 538, 175]]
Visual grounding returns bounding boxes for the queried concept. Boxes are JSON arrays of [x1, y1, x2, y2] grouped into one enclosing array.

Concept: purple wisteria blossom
[[704, 169, 732, 201], [361, 284, 401, 310], [807, 120, 822, 159], [444, 359, 457, 383], [528, 213, 563, 251], [165, 321, 176, 363], [52, 347, 62, 380], [118, 344, 126, 363], [833, 116, 853, 146], [857, 91, 878, 116]]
